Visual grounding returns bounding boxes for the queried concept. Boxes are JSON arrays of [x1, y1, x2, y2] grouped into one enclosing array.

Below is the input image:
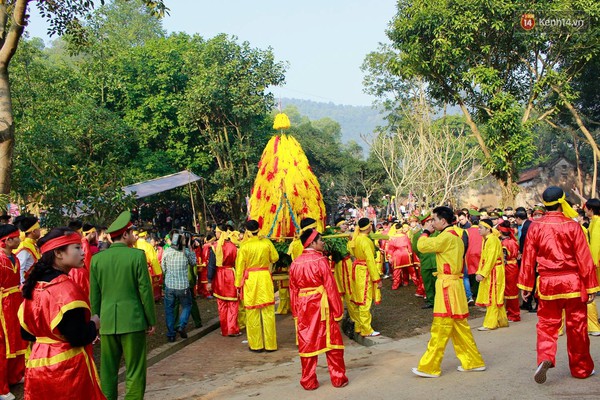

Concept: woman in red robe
[[18, 227, 104, 400], [289, 229, 348, 390]]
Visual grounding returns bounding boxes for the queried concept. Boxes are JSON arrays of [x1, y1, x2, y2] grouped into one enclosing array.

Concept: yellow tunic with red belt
[[415, 227, 484, 376], [234, 236, 279, 308], [18, 275, 104, 399], [475, 235, 505, 307], [584, 215, 600, 332], [135, 239, 162, 300], [519, 211, 600, 299], [417, 227, 468, 319], [587, 215, 600, 281], [348, 233, 381, 306]]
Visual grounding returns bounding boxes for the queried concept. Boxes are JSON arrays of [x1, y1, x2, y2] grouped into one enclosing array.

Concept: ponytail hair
[[22, 227, 77, 300]]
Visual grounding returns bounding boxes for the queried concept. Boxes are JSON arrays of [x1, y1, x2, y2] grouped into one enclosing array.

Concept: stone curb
[[118, 317, 221, 381]]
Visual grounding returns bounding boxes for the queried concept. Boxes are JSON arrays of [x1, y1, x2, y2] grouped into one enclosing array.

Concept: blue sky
[[25, 0, 397, 106]]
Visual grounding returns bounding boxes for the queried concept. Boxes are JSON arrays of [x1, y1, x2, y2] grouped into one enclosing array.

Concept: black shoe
[[167, 337, 176, 343], [529, 308, 538, 313], [249, 348, 264, 353], [179, 329, 188, 339], [421, 304, 434, 309]]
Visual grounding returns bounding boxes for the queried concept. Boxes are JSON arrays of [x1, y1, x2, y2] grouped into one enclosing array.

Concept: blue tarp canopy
[[122, 170, 201, 199]]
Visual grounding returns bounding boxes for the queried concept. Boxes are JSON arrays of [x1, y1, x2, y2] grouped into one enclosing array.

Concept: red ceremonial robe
[[197, 243, 213, 298], [289, 248, 347, 390], [289, 248, 344, 356], [213, 240, 239, 336], [18, 274, 105, 400], [465, 226, 483, 275], [0, 252, 27, 394], [519, 211, 599, 378], [502, 236, 520, 321]]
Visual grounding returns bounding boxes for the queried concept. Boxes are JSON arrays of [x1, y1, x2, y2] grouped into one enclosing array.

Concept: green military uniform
[[411, 214, 438, 308], [90, 211, 156, 400]]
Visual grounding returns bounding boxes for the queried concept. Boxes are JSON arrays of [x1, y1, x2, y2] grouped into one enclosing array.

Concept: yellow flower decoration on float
[[273, 112, 291, 130]]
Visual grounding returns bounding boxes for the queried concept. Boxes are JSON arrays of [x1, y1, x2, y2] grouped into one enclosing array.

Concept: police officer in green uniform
[[90, 211, 156, 400], [411, 213, 438, 309]]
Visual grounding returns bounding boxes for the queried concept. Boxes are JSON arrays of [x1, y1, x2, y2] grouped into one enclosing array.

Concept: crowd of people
[[0, 185, 598, 398]]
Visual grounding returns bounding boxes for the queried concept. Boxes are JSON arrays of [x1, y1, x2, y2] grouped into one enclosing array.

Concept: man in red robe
[[0, 225, 27, 400], [519, 186, 598, 384], [289, 228, 348, 391], [208, 226, 240, 336]]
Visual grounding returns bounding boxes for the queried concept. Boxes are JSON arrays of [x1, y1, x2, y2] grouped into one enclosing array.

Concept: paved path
[[122, 302, 600, 400]]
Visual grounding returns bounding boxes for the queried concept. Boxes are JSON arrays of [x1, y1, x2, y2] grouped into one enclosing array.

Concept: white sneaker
[[589, 331, 600, 336], [363, 331, 380, 337], [477, 326, 491, 331], [0, 392, 15, 400], [411, 368, 440, 378], [457, 365, 486, 372]]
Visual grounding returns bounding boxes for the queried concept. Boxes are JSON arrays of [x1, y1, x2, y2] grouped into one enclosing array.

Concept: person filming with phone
[[162, 229, 197, 342]]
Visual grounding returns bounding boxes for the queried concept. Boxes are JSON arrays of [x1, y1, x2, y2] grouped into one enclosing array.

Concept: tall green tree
[[181, 34, 286, 217], [11, 38, 136, 224], [383, 0, 599, 204], [0, 0, 167, 194]]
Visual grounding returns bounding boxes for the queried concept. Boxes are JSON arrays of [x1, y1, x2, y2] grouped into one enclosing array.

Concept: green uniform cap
[[107, 211, 134, 238], [419, 212, 431, 223], [468, 209, 481, 216]]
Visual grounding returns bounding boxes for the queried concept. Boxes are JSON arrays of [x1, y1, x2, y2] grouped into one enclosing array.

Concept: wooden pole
[[188, 178, 198, 233]]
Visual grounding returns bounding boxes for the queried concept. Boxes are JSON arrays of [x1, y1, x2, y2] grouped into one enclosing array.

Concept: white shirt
[[17, 250, 35, 284]]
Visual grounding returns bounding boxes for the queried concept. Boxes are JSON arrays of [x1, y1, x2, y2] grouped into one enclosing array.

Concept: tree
[[384, 0, 599, 204], [181, 34, 286, 217], [10, 37, 137, 224], [365, 81, 486, 206], [0, 0, 167, 194]]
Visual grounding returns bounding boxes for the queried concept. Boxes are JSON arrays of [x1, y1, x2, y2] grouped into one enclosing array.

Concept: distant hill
[[281, 97, 383, 148]]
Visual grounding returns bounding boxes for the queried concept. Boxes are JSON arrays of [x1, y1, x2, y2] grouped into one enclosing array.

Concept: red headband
[[40, 233, 82, 254], [302, 230, 319, 248], [497, 225, 516, 241], [0, 230, 20, 248], [109, 222, 133, 239]]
